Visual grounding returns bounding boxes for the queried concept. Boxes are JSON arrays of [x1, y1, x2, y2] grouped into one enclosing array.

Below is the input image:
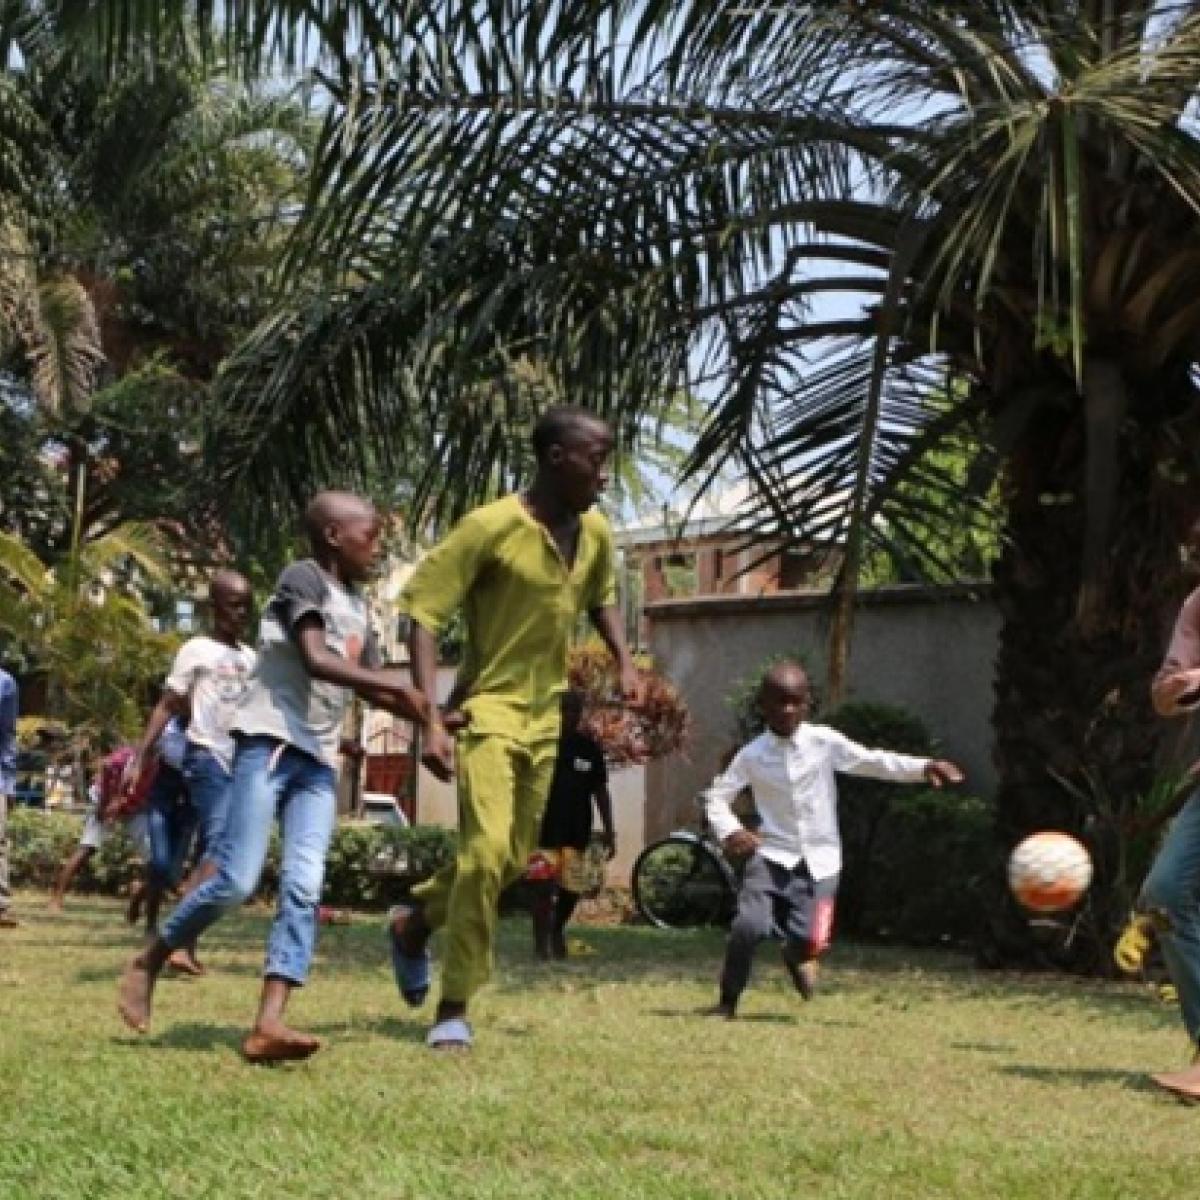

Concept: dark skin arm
[[121, 690, 188, 789], [294, 616, 429, 724], [594, 781, 617, 859], [409, 620, 454, 782], [588, 605, 641, 703]]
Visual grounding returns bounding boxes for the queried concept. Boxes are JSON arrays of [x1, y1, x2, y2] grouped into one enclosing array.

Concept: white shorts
[[79, 809, 150, 854]]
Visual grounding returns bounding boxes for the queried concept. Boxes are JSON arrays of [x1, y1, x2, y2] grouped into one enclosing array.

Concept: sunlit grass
[[0, 891, 1196, 1199]]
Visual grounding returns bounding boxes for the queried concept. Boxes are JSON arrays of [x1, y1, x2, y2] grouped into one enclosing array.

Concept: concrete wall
[[644, 585, 1000, 839]]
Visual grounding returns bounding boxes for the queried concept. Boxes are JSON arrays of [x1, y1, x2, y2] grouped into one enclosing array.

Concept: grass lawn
[[0, 891, 1197, 1199]]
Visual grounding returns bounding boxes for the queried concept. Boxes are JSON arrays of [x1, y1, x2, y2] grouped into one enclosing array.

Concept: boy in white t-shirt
[[123, 570, 255, 969]]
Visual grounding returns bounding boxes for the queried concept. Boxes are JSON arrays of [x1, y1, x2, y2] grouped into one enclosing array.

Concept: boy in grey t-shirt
[[119, 492, 431, 1063]]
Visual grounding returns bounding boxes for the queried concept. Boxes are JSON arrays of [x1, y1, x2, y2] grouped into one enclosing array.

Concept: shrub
[[7, 808, 456, 910], [824, 701, 993, 945]]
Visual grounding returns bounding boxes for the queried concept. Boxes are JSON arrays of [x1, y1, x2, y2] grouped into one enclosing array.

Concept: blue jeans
[[1141, 789, 1200, 1044], [145, 764, 195, 891], [182, 743, 235, 865], [161, 736, 337, 985]]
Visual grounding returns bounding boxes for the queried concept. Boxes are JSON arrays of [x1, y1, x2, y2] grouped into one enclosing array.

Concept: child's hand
[[372, 672, 431, 724], [722, 829, 761, 858], [422, 723, 456, 782], [924, 760, 964, 788], [440, 707, 471, 735], [1153, 669, 1200, 714]]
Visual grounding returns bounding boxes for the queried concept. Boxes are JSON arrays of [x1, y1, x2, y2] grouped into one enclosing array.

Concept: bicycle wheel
[[632, 836, 735, 930]]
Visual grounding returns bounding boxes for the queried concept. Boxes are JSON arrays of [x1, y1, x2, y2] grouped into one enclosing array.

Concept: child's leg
[[716, 854, 779, 1014], [1139, 792, 1200, 1097], [552, 886, 582, 959], [243, 747, 337, 1061], [48, 841, 96, 910], [779, 864, 838, 1001], [529, 879, 557, 959], [118, 738, 282, 1033]]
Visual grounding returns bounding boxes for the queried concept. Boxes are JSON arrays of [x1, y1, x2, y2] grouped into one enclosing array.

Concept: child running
[[118, 491, 431, 1062], [704, 660, 963, 1018], [389, 405, 640, 1051], [122, 570, 255, 970], [528, 689, 615, 960]]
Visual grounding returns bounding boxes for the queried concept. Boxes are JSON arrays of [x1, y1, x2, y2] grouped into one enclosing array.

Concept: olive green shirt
[[401, 495, 618, 740]]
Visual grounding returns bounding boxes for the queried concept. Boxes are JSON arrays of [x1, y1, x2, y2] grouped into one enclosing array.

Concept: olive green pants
[[412, 732, 558, 1002]]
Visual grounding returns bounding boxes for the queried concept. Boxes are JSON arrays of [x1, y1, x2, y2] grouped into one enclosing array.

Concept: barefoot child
[[704, 660, 963, 1017], [390, 406, 640, 1050], [529, 690, 615, 960], [118, 491, 431, 1062], [122, 570, 256, 969]]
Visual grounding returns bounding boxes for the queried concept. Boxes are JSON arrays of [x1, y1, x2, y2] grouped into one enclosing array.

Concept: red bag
[[99, 746, 159, 820]]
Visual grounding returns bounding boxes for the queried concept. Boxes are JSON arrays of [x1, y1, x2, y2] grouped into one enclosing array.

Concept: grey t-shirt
[[232, 560, 381, 767]]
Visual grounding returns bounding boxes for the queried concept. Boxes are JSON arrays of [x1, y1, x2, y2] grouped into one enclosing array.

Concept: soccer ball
[[1007, 831, 1093, 913]]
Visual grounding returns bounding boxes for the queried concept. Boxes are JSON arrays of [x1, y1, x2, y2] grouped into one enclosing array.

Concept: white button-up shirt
[[703, 724, 931, 881]]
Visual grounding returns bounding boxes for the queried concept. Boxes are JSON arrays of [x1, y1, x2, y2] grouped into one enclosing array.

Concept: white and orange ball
[[1007, 831, 1093, 913]]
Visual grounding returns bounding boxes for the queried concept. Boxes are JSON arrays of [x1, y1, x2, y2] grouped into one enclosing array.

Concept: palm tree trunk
[[991, 386, 1188, 925]]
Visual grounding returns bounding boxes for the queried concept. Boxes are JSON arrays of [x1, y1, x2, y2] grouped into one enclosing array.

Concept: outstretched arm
[[293, 617, 428, 724], [122, 690, 187, 788]]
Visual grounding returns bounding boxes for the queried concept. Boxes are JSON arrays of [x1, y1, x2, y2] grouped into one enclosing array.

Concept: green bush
[[824, 701, 995, 945], [7, 808, 456, 910]]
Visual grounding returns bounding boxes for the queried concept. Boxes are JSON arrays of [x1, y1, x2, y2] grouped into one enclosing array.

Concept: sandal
[[387, 906, 431, 1007], [426, 1016, 472, 1051]]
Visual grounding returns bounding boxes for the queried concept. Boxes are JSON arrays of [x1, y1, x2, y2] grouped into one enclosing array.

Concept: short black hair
[[531, 405, 609, 464]]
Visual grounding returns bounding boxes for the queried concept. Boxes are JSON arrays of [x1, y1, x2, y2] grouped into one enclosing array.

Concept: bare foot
[[0, 910, 19, 928], [46, 898, 63, 914], [117, 957, 158, 1033], [241, 1022, 323, 1064], [1151, 1064, 1200, 1102], [166, 949, 206, 977]]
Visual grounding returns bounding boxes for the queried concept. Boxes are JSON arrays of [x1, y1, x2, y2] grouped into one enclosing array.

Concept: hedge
[[5, 808, 457, 910]]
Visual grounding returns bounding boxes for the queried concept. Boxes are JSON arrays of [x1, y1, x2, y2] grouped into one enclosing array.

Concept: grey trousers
[[719, 854, 839, 1005], [0, 791, 11, 913]]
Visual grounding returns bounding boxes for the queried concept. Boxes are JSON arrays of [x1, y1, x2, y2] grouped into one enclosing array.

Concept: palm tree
[[13, 5, 1200, 890], [0, 523, 173, 750], [1, 9, 312, 560], [217, 1, 1200, 880]]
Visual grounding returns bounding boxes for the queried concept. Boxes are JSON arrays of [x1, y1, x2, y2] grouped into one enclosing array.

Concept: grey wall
[[644, 585, 1000, 838]]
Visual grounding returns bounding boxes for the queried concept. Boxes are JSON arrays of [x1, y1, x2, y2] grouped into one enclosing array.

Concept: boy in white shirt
[[704, 660, 963, 1017], [123, 570, 255, 971]]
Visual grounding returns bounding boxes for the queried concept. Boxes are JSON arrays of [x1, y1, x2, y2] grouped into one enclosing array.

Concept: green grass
[[1, 892, 1196, 1199]]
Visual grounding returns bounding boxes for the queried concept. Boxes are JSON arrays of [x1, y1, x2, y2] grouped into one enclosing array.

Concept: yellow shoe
[[1159, 983, 1180, 1006], [1114, 914, 1155, 975]]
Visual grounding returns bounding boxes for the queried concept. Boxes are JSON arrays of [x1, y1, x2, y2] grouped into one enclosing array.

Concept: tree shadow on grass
[[998, 1063, 1158, 1093], [647, 1006, 797, 1024], [115, 1022, 247, 1054]]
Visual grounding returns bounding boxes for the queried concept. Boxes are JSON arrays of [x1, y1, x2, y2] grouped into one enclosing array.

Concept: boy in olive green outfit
[[391, 406, 639, 1050]]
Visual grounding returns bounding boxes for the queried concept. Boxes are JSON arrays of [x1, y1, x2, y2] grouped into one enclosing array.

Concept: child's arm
[[292, 617, 429, 724], [704, 751, 760, 857], [122, 640, 196, 788], [1152, 588, 1200, 716], [592, 755, 617, 858], [826, 729, 963, 787]]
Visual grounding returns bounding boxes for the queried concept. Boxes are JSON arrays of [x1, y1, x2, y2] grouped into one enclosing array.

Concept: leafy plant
[[567, 644, 690, 768]]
